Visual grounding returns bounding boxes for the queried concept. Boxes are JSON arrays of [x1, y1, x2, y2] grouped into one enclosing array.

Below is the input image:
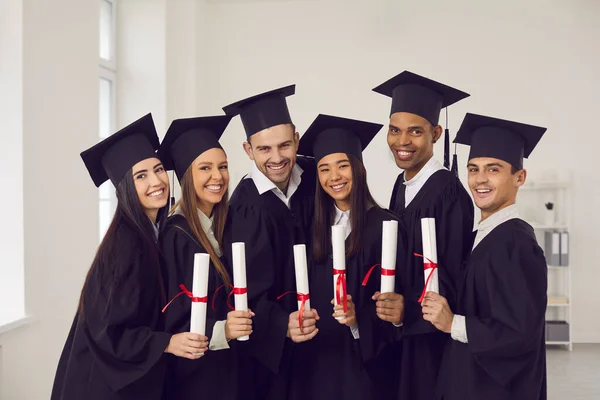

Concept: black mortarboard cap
[[81, 113, 159, 187], [158, 115, 232, 182], [372, 71, 469, 126], [454, 113, 546, 170], [297, 114, 382, 162], [222, 85, 295, 138]]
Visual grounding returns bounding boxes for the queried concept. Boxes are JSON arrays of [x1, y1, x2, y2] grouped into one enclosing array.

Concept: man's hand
[[421, 291, 453, 333], [287, 309, 320, 343], [372, 291, 404, 325]]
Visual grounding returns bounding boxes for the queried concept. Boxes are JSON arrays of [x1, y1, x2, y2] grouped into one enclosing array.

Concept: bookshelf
[[520, 180, 572, 351]]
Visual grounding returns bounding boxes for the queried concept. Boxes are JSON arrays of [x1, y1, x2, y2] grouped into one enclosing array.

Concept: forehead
[[318, 152, 349, 166], [467, 157, 511, 168], [389, 112, 432, 129], [250, 124, 294, 147], [194, 147, 227, 164], [132, 156, 161, 171]]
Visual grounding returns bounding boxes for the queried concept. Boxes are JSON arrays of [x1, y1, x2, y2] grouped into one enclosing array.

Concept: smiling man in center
[[370, 71, 475, 400], [222, 85, 318, 400]]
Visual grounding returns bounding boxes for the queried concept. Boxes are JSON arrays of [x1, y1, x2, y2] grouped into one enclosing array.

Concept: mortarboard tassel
[[451, 143, 459, 178], [170, 170, 176, 208], [443, 107, 450, 169]]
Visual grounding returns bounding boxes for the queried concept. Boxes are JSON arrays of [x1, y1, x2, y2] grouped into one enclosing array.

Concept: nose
[[397, 131, 411, 147], [211, 167, 223, 181], [330, 168, 341, 181], [270, 149, 284, 164], [474, 170, 488, 185], [148, 171, 162, 187]]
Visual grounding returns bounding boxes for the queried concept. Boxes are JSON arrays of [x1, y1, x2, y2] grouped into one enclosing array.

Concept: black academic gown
[[389, 168, 474, 400], [223, 156, 316, 399], [161, 214, 248, 400], [437, 219, 547, 400], [51, 224, 171, 400], [288, 207, 405, 400]]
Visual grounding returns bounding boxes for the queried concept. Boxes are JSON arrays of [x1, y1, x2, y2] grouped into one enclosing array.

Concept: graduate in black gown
[[51, 114, 199, 400], [371, 71, 474, 399], [424, 113, 548, 400], [158, 116, 254, 399], [221, 85, 317, 399], [287, 114, 407, 400]]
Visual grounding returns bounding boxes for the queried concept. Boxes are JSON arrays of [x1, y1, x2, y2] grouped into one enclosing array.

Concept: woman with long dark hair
[[158, 116, 254, 399], [51, 114, 205, 400], [288, 114, 406, 400]]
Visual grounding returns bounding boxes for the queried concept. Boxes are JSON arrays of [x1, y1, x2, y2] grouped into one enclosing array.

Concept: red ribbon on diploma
[[277, 291, 311, 332], [162, 284, 208, 313], [212, 284, 248, 311], [361, 263, 396, 287], [333, 269, 348, 313], [414, 253, 438, 303]]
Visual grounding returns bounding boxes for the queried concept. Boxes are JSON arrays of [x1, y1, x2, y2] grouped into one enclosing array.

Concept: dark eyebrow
[[407, 125, 426, 131], [485, 163, 505, 168], [133, 169, 148, 176], [153, 162, 163, 169], [318, 158, 350, 169], [467, 163, 478, 168], [389, 124, 399, 130]]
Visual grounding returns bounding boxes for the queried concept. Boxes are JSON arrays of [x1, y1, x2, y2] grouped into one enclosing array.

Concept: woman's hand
[[165, 332, 208, 360]]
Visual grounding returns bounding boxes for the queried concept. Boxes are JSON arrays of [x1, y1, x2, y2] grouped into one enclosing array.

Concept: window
[[98, 0, 117, 239]]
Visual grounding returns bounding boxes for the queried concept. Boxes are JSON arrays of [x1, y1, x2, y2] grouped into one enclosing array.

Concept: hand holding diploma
[[332, 294, 356, 327], [165, 332, 208, 360], [288, 309, 320, 343], [421, 291, 453, 333], [225, 309, 255, 341], [372, 291, 404, 325]]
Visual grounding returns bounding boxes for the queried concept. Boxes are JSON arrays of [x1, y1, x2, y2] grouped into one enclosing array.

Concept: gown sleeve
[[465, 233, 547, 387], [81, 260, 172, 392]]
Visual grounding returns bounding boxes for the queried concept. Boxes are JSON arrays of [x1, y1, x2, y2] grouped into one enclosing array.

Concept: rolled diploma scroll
[[190, 253, 210, 335], [332, 225, 346, 320], [293, 244, 311, 311], [421, 218, 439, 294], [232, 242, 249, 341], [381, 220, 398, 293]]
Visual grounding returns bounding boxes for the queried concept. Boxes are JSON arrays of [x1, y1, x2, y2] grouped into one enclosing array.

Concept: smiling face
[[467, 157, 526, 220], [317, 152, 353, 211], [190, 147, 229, 217], [132, 157, 169, 222], [387, 112, 442, 180], [243, 124, 299, 192]]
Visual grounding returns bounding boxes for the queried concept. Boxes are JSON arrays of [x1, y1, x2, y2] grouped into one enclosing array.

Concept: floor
[[547, 344, 600, 399]]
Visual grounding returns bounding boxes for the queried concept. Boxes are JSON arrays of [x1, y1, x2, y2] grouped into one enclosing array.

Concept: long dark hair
[[78, 171, 168, 315], [313, 154, 381, 263], [170, 166, 231, 285]]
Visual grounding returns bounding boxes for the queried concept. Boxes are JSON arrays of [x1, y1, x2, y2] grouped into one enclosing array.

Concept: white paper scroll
[[421, 218, 439, 294], [190, 253, 210, 335], [293, 244, 311, 311], [332, 225, 346, 319], [381, 220, 398, 293], [232, 242, 249, 341]]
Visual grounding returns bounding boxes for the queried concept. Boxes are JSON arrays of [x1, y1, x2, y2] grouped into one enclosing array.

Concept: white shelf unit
[[520, 180, 572, 351]]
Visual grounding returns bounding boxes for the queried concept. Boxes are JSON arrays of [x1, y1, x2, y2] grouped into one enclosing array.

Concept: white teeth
[[397, 150, 413, 156], [148, 189, 164, 197], [476, 189, 491, 193], [205, 185, 222, 191], [331, 183, 346, 190], [268, 164, 285, 170]]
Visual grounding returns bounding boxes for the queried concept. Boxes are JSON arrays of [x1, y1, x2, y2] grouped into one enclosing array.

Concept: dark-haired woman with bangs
[[51, 114, 202, 400], [158, 116, 254, 399], [287, 114, 407, 400]]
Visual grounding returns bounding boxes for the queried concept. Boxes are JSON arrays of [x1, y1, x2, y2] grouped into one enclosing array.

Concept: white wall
[[0, 0, 99, 398], [0, 0, 25, 325], [198, 0, 600, 343]]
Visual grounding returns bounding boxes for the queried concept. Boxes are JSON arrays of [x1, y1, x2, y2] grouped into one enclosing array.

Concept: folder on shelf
[[560, 232, 569, 266], [544, 231, 561, 266]]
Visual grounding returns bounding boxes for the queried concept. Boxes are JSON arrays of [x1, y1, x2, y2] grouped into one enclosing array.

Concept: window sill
[[0, 315, 34, 341]]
